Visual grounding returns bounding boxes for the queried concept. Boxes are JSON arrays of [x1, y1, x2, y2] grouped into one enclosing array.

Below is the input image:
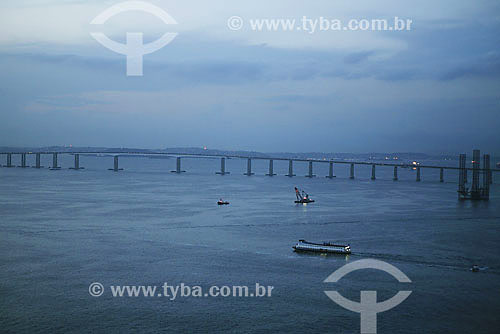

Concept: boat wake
[[159, 220, 361, 230], [352, 251, 499, 274]]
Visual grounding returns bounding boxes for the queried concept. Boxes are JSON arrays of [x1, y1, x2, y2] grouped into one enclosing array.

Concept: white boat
[[293, 240, 351, 254]]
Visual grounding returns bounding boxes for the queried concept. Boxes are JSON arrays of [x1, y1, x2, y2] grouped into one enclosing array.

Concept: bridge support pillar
[[108, 156, 123, 172], [326, 161, 336, 178], [416, 167, 421, 182], [70, 154, 84, 170], [171, 157, 185, 173], [244, 158, 254, 176], [216, 157, 229, 175], [50, 153, 61, 170], [306, 161, 316, 178], [34, 153, 43, 168], [371, 164, 376, 180], [18, 153, 28, 168], [286, 160, 295, 177], [350, 163, 355, 179], [483, 154, 491, 199], [4, 153, 13, 167], [440, 168, 444, 183], [266, 159, 276, 176], [393, 166, 398, 181]]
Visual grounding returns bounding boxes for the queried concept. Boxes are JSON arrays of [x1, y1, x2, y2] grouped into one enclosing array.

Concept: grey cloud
[[440, 53, 500, 81], [343, 51, 375, 64]]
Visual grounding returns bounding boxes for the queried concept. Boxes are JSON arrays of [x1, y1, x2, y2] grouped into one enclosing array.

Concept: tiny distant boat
[[217, 199, 230, 205], [294, 187, 315, 204], [293, 240, 351, 254], [471, 265, 488, 272]]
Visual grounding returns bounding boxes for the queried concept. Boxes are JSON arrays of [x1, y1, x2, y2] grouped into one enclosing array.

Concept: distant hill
[[0, 146, 461, 162]]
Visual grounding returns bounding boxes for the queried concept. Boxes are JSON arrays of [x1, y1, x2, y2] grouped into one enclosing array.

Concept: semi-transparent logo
[[324, 259, 412, 334], [90, 1, 178, 76]]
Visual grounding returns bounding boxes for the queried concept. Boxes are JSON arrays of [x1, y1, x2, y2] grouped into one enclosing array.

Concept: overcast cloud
[[0, 0, 499, 153]]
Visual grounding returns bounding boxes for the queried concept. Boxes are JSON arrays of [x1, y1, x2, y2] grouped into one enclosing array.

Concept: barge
[[293, 240, 351, 254]]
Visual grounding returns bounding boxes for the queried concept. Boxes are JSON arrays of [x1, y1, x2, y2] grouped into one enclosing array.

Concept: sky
[[0, 0, 499, 153]]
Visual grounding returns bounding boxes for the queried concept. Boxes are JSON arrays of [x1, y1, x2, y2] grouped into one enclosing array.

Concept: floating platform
[[295, 199, 315, 204]]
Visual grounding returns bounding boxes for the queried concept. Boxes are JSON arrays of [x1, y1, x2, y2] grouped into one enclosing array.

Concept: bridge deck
[[0, 151, 498, 172]]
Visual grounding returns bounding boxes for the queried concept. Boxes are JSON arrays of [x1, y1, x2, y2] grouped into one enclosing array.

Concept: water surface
[[1, 156, 499, 333]]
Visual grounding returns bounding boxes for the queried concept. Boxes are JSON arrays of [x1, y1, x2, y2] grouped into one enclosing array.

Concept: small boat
[[293, 240, 351, 254], [294, 187, 315, 204], [470, 265, 480, 272], [217, 199, 230, 205]]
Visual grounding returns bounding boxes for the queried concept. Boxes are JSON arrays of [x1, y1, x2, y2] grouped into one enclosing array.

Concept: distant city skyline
[[0, 145, 497, 158]]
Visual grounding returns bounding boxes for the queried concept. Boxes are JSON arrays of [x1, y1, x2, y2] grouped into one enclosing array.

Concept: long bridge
[[0, 151, 498, 184]]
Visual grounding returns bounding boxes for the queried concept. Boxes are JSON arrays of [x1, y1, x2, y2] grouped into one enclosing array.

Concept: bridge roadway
[[0, 151, 498, 182]]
